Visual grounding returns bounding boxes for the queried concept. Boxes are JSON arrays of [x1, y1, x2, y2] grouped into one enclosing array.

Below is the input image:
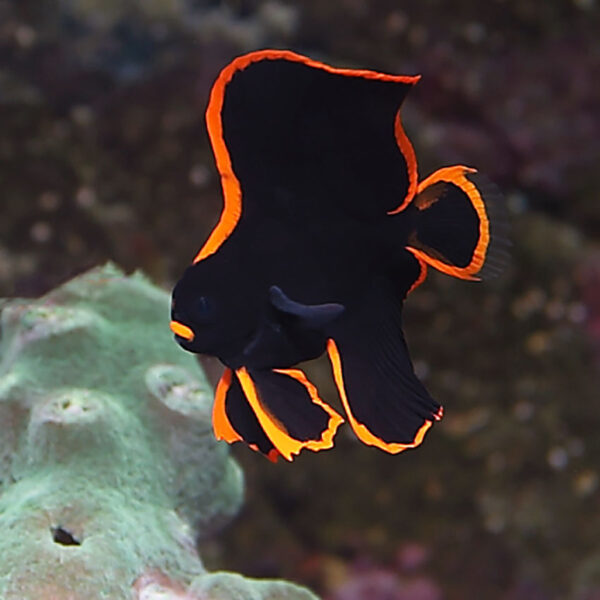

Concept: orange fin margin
[[194, 49, 420, 264], [407, 256, 428, 295], [212, 368, 243, 443], [387, 111, 419, 215], [235, 366, 344, 462], [406, 165, 489, 281], [213, 368, 282, 461], [326, 339, 437, 454]]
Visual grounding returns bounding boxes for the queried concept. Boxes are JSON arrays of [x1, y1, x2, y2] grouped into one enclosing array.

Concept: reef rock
[[0, 263, 317, 600]]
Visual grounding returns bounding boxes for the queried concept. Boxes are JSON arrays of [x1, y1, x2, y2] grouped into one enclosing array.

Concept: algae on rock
[[0, 264, 317, 600]]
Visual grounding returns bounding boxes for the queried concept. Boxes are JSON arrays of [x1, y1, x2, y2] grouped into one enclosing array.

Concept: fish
[[170, 50, 509, 462]]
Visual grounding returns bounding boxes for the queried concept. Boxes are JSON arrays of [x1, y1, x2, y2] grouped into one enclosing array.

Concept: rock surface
[[0, 263, 317, 600]]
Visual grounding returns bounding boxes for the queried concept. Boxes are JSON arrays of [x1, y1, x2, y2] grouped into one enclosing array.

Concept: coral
[[0, 264, 317, 600]]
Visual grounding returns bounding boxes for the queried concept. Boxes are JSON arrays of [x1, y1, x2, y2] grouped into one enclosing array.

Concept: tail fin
[[406, 166, 510, 281]]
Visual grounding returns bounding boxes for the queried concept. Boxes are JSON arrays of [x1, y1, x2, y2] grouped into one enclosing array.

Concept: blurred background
[[1, 1, 599, 598]]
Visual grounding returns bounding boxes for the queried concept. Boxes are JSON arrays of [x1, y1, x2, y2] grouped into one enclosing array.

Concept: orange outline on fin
[[212, 368, 243, 443], [235, 366, 344, 462], [273, 367, 345, 451], [387, 111, 419, 214], [406, 165, 490, 281], [194, 50, 421, 264], [326, 339, 434, 454], [407, 256, 428, 295]]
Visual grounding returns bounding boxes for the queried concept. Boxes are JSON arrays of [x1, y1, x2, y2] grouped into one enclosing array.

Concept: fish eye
[[195, 295, 215, 320]]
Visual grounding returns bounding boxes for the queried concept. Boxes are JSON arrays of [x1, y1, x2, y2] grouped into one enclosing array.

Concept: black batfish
[[170, 50, 508, 462]]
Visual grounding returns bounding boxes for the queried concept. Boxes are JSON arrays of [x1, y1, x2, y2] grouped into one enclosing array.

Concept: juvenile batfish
[[171, 50, 509, 462]]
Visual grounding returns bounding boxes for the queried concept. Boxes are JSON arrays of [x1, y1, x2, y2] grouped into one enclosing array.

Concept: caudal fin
[[406, 166, 510, 281]]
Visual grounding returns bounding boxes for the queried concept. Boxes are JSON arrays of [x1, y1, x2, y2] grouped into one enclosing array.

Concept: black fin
[[407, 166, 510, 281], [242, 287, 345, 369], [327, 277, 442, 454], [395, 249, 428, 298], [213, 368, 280, 461], [269, 286, 345, 328], [235, 367, 344, 462], [219, 51, 420, 220]]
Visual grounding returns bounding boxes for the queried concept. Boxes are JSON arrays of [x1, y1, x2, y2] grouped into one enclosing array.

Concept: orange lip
[[170, 320, 195, 341]]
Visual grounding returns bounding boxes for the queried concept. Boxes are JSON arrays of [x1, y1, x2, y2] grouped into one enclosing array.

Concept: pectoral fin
[[269, 286, 345, 329], [242, 287, 345, 369]]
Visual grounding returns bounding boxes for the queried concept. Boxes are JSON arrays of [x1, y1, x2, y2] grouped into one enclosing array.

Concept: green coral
[[0, 264, 317, 600]]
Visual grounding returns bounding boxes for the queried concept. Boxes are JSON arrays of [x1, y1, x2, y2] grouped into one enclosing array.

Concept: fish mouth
[[170, 320, 195, 342]]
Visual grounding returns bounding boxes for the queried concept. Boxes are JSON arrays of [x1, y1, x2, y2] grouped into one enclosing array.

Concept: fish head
[[170, 264, 225, 355], [170, 262, 254, 359]]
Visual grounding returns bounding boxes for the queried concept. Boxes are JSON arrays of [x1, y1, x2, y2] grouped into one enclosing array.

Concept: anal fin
[[326, 278, 442, 454]]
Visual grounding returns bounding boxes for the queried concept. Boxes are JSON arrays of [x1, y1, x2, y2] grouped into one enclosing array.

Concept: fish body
[[171, 50, 509, 461], [173, 207, 410, 367]]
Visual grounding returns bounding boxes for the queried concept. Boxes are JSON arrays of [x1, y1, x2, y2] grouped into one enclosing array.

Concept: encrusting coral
[[0, 263, 317, 600]]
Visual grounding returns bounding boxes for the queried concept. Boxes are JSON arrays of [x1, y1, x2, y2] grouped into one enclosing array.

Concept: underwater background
[[1, 1, 599, 598]]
